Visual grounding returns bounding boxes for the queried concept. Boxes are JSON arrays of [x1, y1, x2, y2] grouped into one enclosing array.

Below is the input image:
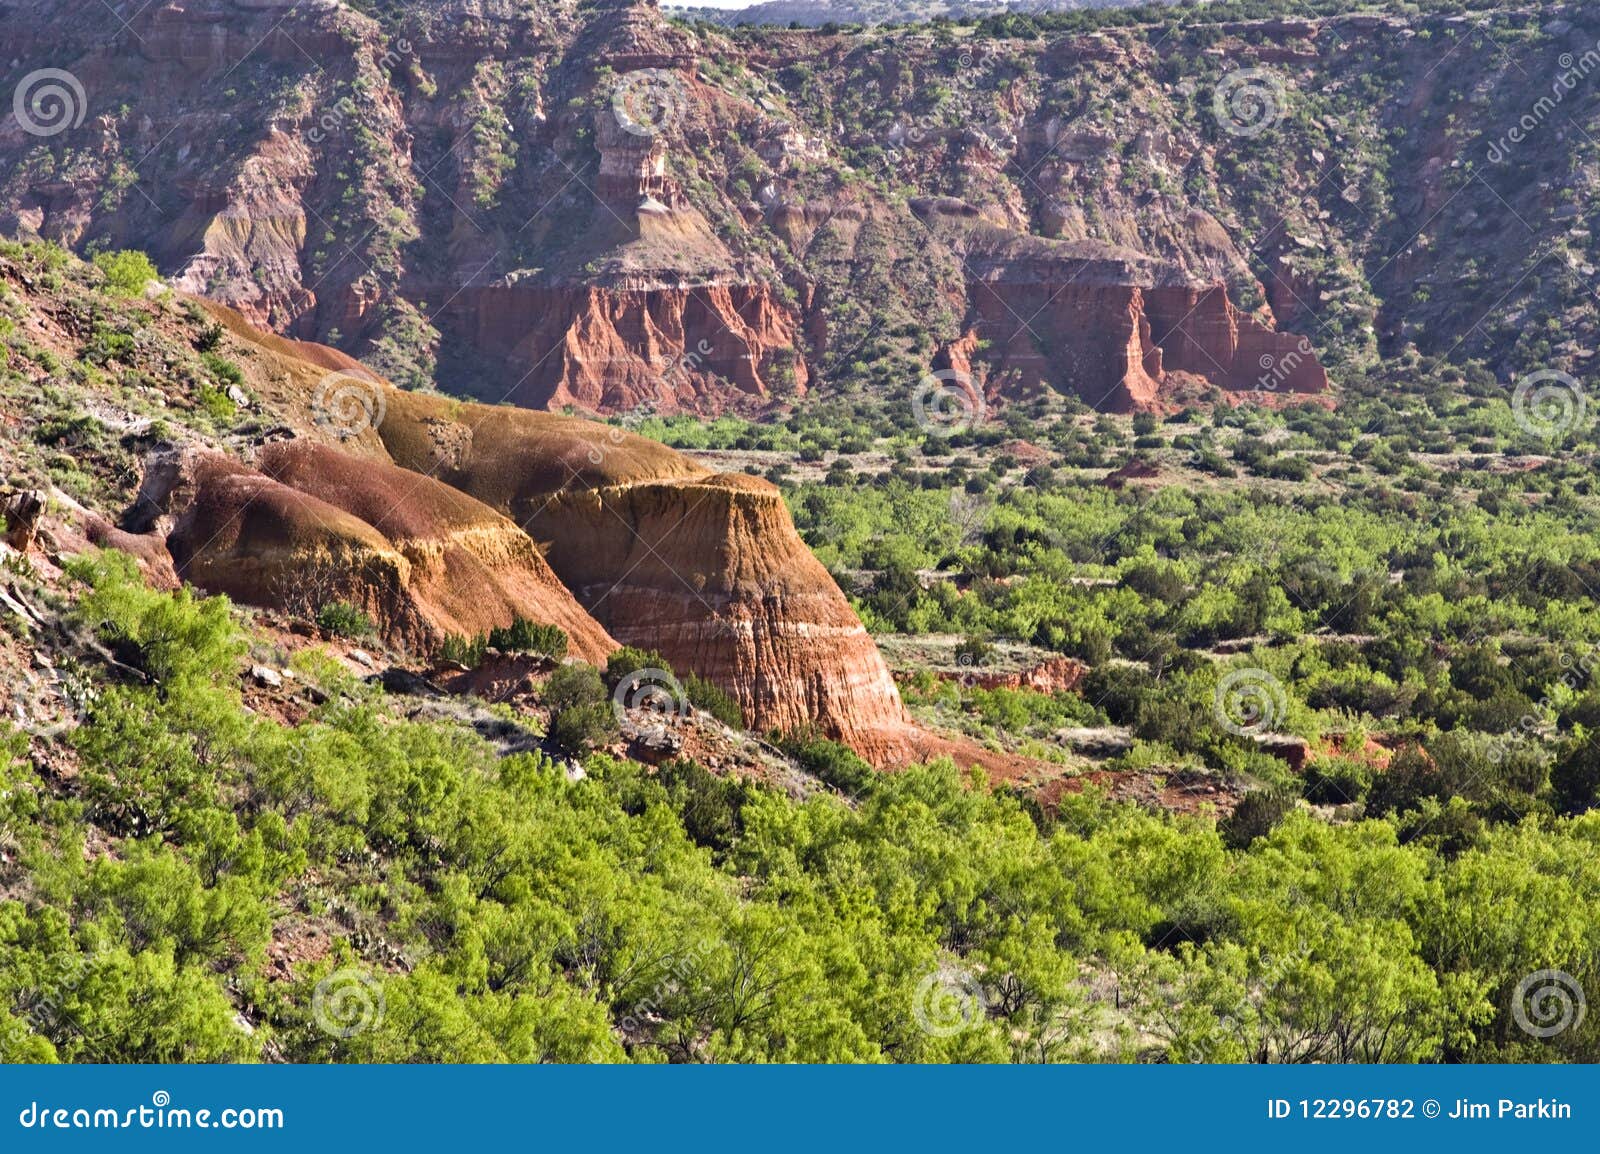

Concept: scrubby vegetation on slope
[[2, 554, 1597, 1063]]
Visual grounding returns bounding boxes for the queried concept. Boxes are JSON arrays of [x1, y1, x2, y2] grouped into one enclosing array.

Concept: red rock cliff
[[460, 276, 806, 415], [953, 227, 1327, 412]]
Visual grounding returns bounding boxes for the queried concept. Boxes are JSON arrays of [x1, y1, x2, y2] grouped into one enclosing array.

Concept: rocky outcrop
[[953, 657, 1088, 695], [1143, 284, 1328, 400], [156, 309, 916, 763], [83, 517, 180, 592], [153, 443, 618, 663], [2, 490, 46, 553], [442, 36, 809, 415], [951, 227, 1327, 412], [531, 474, 914, 763], [369, 390, 916, 763]]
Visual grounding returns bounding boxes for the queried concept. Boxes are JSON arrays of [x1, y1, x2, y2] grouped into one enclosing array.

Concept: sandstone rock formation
[[152, 442, 618, 663], [149, 307, 918, 764], [944, 226, 1328, 412], [371, 391, 917, 764]]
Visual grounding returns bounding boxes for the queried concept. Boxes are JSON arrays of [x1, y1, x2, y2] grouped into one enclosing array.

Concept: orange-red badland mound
[[162, 443, 616, 663], [175, 300, 997, 768]]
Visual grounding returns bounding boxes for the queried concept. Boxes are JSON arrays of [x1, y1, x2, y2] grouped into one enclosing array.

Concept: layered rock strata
[[0, 0, 1333, 416], [151, 442, 618, 663], [373, 391, 916, 763], [952, 229, 1328, 411]]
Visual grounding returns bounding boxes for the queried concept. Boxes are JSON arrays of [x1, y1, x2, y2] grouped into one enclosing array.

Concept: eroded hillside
[[0, 241, 942, 765]]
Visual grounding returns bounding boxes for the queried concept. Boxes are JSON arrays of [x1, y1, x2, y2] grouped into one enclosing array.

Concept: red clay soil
[[1035, 768, 1249, 818], [899, 728, 1057, 782]]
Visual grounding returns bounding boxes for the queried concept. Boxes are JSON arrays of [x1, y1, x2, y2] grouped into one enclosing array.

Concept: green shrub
[[1302, 755, 1373, 806], [195, 383, 237, 424], [549, 702, 618, 754], [201, 352, 243, 386], [605, 646, 671, 687], [437, 633, 487, 668], [1218, 788, 1296, 849], [487, 618, 568, 660], [84, 327, 136, 366], [92, 249, 159, 297], [954, 635, 994, 669], [316, 601, 374, 639], [685, 674, 743, 729], [777, 729, 875, 796], [654, 758, 750, 855], [543, 664, 607, 714]]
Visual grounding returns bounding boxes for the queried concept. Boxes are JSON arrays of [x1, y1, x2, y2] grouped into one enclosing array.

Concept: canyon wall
[[0, 0, 1350, 415], [11, 3, 1594, 407], [458, 277, 805, 414], [947, 227, 1327, 411]]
